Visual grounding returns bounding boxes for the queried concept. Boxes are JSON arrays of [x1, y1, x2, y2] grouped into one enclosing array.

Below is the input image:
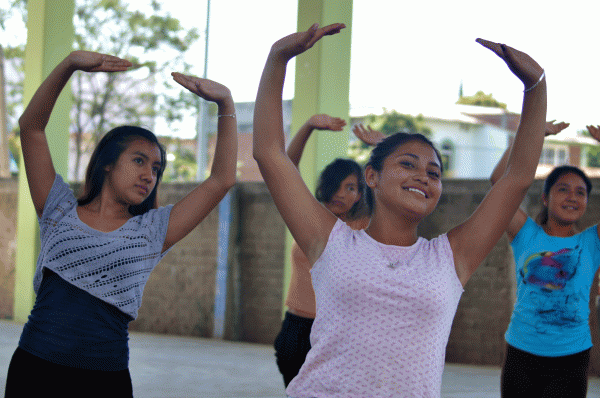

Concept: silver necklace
[[365, 229, 403, 269]]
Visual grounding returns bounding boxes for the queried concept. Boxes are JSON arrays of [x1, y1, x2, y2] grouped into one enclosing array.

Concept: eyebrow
[[398, 153, 441, 169], [133, 151, 162, 166]]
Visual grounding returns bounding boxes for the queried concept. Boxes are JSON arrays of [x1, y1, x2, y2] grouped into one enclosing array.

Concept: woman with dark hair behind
[[492, 121, 600, 398], [273, 114, 372, 387], [254, 24, 547, 397], [4, 50, 237, 398]]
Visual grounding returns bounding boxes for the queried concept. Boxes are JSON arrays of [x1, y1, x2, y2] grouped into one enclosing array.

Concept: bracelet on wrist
[[524, 70, 545, 93], [218, 114, 236, 119]]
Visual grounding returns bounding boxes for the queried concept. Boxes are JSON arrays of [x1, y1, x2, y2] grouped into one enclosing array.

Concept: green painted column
[[14, 0, 74, 322], [282, 0, 353, 314]]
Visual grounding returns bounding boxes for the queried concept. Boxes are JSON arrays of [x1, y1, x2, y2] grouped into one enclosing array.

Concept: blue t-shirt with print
[[505, 217, 600, 356]]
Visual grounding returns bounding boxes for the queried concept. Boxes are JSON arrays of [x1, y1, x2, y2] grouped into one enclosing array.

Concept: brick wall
[[0, 177, 17, 319], [2, 177, 600, 373]]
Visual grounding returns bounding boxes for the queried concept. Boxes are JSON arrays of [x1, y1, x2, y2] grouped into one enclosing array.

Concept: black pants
[[273, 311, 314, 388], [4, 347, 133, 398], [501, 344, 590, 398]]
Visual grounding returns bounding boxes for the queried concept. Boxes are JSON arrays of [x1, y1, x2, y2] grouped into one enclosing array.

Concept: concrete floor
[[2, 319, 600, 397]]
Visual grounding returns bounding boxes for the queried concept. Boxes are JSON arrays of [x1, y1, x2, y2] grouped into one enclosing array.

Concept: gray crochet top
[[32, 174, 173, 318]]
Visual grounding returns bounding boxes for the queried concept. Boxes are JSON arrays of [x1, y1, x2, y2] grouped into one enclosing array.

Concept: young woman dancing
[[253, 23, 547, 397], [4, 50, 237, 398], [493, 122, 600, 398], [274, 114, 370, 387]]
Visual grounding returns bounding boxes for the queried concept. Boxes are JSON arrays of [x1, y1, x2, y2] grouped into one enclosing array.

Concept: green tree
[[456, 90, 507, 109], [159, 136, 198, 182], [579, 128, 600, 167], [1, 0, 200, 180], [348, 109, 432, 165], [71, 0, 200, 179]]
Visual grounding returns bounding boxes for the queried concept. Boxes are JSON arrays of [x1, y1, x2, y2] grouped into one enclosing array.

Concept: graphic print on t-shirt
[[521, 245, 582, 331]]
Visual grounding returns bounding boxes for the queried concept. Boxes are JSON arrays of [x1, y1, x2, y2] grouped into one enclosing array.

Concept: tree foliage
[[1, 0, 201, 180], [456, 90, 507, 109], [579, 128, 600, 168], [348, 109, 432, 165], [70, 0, 200, 179]]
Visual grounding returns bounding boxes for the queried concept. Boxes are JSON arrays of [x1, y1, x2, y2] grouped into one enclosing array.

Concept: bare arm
[[585, 125, 600, 240], [287, 114, 346, 168], [489, 120, 569, 239], [163, 74, 237, 252], [253, 23, 345, 264], [448, 39, 547, 286], [19, 51, 131, 217]]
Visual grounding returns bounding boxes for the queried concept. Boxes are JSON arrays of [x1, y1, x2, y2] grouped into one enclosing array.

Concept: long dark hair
[[78, 126, 167, 216], [365, 132, 443, 212], [536, 165, 592, 225], [315, 158, 366, 219]]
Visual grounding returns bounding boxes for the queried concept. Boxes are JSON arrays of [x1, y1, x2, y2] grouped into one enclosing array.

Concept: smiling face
[[103, 138, 163, 207], [366, 140, 442, 221], [324, 173, 362, 219], [544, 172, 588, 225]]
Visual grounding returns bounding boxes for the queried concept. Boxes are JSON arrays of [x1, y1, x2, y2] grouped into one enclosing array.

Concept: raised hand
[[586, 125, 600, 142], [476, 39, 544, 90], [308, 114, 346, 131], [171, 73, 232, 105], [352, 124, 386, 146], [67, 51, 132, 73], [270, 23, 345, 62], [545, 120, 569, 137]]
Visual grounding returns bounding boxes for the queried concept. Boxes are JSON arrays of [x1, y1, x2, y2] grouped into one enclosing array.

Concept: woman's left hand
[[171, 72, 232, 104], [476, 38, 544, 90], [352, 124, 386, 146], [545, 120, 569, 136], [587, 125, 600, 142]]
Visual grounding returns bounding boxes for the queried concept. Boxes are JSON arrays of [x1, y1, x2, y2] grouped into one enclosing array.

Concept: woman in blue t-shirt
[[4, 51, 237, 397], [491, 122, 600, 397]]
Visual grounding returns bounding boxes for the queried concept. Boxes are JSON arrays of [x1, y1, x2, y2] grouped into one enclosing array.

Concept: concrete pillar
[[282, 0, 353, 313], [14, 0, 74, 322]]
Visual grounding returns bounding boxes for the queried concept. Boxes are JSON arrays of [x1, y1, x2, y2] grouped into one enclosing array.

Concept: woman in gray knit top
[[4, 51, 237, 397]]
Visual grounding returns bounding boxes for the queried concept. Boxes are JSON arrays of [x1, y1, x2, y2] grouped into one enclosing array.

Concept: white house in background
[[351, 104, 600, 179], [351, 104, 519, 179]]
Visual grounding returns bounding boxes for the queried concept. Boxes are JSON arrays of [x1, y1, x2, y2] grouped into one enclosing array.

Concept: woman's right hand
[[308, 114, 346, 131], [270, 23, 345, 63], [66, 51, 132, 73]]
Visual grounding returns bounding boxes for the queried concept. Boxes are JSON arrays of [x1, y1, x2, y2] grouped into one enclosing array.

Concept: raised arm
[[584, 125, 600, 240], [19, 51, 132, 217], [448, 39, 547, 286], [253, 23, 345, 264], [489, 120, 569, 239], [287, 114, 346, 168], [162, 74, 237, 252]]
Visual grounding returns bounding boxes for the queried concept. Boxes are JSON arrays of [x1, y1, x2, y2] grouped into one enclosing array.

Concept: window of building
[[440, 140, 454, 177], [540, 145, 569, 166]]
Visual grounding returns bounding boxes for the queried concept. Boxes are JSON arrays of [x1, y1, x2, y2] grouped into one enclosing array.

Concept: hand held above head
[[352, 124, 386, 146], [476, 39, 544, 90], [545, 120, 570, 136], [66, 50, 132, 73], [586, 125, 600, 142], [269, 23, 346, 63], [171, 73, 233, 106], [308, 114, 346, 131]]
